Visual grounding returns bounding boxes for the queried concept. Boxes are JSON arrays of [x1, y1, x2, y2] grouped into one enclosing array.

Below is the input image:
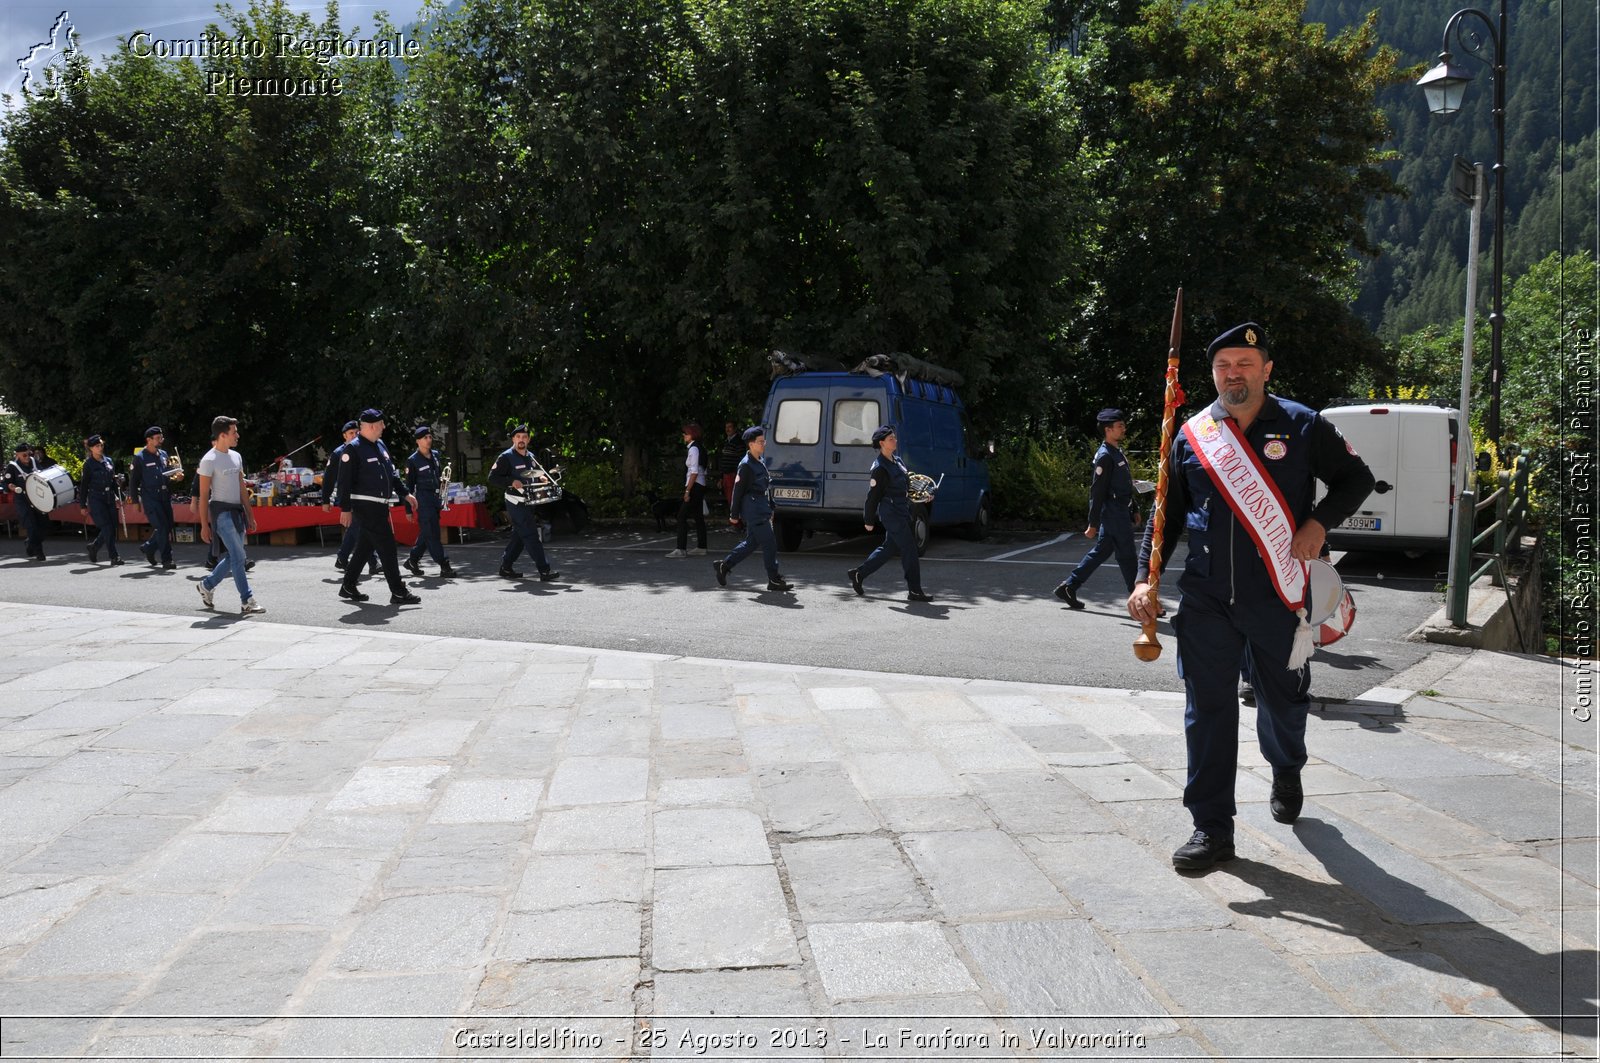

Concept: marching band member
[[713, 426, 791, 593], [77, 435, 123, 566], [404, 426, 454, 578], [1129, 323, 1373, 870], [130, 426, 182, 569], [334, 410, 421, 605], [488, 425, 560, 581], [5, 441, 44, 560], [323, 420, 376, 575], [1055, 408, 1138, 608], [847, 425, 930, 602]]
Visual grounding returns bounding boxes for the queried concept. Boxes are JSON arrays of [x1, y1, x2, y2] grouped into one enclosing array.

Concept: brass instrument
[[440, 459, 453, 511], [907, 471, 943, 505], [165, 450, 185, 483]]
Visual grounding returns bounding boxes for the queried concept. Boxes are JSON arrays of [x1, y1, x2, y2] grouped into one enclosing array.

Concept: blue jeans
[[408, 497, 447, 565], [141, 491, 174, 562], [86, 494, 119, 558], [502, 503, 550, 572], [202, 508, 253, 603]]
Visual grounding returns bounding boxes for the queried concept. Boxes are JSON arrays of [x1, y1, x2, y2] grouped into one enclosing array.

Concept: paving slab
[[0, 601, 1592, 1060]]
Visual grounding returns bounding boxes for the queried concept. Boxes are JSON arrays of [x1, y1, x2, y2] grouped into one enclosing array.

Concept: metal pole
[[1487, 0, 1507, 450], [1447, 163, 1486, 627]]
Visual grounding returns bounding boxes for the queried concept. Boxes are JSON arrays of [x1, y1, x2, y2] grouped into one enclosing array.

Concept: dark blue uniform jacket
[[730, 455, 774, 523]]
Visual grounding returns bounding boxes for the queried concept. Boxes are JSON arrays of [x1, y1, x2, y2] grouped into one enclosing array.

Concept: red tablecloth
[[32, 501, 493, 546]]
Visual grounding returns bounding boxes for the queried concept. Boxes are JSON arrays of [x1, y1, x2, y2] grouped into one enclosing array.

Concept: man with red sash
[[1129, 322, 1374, 870]]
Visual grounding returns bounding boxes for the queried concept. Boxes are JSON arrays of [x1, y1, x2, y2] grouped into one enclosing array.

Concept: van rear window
[[833, 400, 881, 446], [775, 400, 821, 445]]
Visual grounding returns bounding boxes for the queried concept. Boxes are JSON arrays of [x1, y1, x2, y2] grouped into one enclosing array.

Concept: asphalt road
[[0, 522, 1458, 698]]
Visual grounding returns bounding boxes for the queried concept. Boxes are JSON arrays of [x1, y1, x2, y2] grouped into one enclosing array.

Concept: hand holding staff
[[1132, 288, 1184, 661]]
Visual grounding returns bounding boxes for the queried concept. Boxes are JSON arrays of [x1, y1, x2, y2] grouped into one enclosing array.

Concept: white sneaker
[[687, 548, 707, 556], [240, 598, 266, 615], [665, 549, 688, 558], [197, 582, 214, 610]]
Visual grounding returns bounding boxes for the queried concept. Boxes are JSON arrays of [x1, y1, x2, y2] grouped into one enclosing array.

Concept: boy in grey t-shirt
[[196, 415, 264, 615]]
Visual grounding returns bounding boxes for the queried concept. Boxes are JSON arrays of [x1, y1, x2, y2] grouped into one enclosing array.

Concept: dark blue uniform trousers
[[343, 501, 409, 596], [1172, 587, 1311, 839], [859, 510, 921, 591], [723, 517, 780, 579], [408, 497, 447, 565], [502, 503, 551, 573], [17, 500, 42, 556], [141, 491, 174, 562], [1067, 508, 1136, 593], [86, 495, 119, 559]]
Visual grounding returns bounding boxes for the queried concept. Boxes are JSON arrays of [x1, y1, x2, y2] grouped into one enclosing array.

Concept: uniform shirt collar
[[1208, 393, 1284, 427]]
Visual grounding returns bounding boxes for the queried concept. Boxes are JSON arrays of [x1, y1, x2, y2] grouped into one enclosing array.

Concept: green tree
[[1062, 0, 1408, 413], [0, 0, 408, 453]]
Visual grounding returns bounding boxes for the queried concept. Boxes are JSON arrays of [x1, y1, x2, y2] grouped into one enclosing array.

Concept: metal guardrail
[[1447, 454, 1530, 625]]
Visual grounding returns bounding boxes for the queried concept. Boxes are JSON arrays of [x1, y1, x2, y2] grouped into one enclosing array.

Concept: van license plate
[[773, 487, 814, 501], [1341, 516, 1380, 531]]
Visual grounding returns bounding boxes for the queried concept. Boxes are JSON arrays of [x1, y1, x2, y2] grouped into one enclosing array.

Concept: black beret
[[1207, 322, 1269, 360], [84, 434, 104, 447], [870, 424, 896, 445], [13, 441, 31, 451], [341, 420, 360, 433], [414, 425, 432, 439], [510, 424, 530, 436], [742, 425, 765, 443], [359, 408, 385, 423], [144, 425, 164, 438], [1096, 408, 1125, 425]]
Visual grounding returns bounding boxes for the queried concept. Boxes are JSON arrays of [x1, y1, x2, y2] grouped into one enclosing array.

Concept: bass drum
[[1305, 558, 1356, 646], [25, 466, 75, 512]]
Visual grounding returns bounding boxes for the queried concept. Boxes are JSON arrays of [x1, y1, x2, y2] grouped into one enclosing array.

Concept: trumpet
[[440, 459, 453, 511], [907, 471, 943, 505]]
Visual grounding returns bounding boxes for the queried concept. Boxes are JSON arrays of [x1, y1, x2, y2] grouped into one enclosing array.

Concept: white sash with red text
[[1182, 410, 1305, 612]]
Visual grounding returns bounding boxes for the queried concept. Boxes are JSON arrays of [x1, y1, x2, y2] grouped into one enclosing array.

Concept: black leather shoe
[[109, 556, 125, 567], [1172, 830, 1235, 870], [1238, 680, 1255, 705], [499, 566, 522, 579], [766, 578, 793, 592], [404, 559, 424, 577], [907, 590, 933, 602], [338, 585, 369, 602], [438, 564, 456, 579], [87, 544, 99, 563], [848, 568, 864, 596], [162, 561, 176, 570], [391, 591, 422, 605], [537, 570, 560, 582], [713, 560, 728, 587], [335, 558, 347, 571], [141, 545, 157, 566], [1270, 771, 1304, 824], [1057, 582, 1085, 610], [246, 560, 256, 571]]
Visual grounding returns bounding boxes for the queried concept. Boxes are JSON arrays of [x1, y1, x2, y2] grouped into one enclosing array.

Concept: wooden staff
[[1133, 287, 1184, 661]]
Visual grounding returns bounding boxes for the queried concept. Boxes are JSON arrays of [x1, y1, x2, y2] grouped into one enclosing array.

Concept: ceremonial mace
[[1133, 288, 1184, 662]]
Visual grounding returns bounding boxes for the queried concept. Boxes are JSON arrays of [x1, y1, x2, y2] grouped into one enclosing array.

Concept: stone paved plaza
[[0, 601, 1594, 1061]]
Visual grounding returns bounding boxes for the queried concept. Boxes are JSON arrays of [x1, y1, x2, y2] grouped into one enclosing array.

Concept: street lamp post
[[1416, 1, 1508, 451]]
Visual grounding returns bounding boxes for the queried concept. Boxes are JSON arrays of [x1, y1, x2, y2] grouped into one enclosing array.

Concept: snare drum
[[525, 482, 563, 505], [1304, 559, 1356, 646], [25, 466, 75, 512]]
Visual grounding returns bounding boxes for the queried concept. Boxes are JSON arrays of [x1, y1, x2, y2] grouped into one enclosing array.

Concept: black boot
[[907, 590, 932, 603], [338, 584, 369, 602], [404, 558, 424, 577], [537, 569, 561, 582], [1269, 770, 1304, 824], [438, 563, 456, 579], [713, 560, 728, 587], [848, 568, 864, 596], [87, 543, 99, 564], [1172, 830, 1235, 870], [499, 565, 522, 579], [1054, 582, 1085, 609]]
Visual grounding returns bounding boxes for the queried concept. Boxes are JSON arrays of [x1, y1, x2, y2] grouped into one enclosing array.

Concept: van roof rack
[[768, 350, 812, 378], [851, 352, 965, 389]]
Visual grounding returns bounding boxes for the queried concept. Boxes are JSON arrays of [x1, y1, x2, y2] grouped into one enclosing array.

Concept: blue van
[[759, 365, 992, 552]]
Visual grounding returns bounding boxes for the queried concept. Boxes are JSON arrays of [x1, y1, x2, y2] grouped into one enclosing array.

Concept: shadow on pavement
[[1225, 819, 1598, 1037]]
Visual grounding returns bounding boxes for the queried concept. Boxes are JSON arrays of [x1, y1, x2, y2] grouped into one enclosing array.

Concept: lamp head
[[1418, 51, 1473, 116]]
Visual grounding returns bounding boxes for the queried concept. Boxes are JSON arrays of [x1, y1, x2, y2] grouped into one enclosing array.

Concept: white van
[[1319, 403, 1460, 554]]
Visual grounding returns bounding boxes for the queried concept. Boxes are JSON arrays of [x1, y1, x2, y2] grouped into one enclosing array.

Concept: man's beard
[[1222, 382, 1251, 406]]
